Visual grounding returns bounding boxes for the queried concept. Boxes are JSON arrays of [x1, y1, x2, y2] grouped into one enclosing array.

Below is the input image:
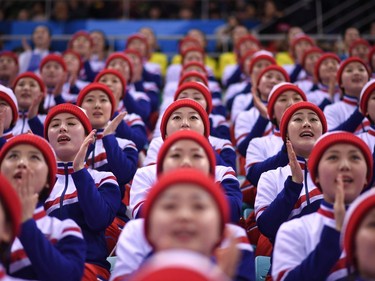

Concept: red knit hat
[[0, 134, 57, 192], [182, 61, 208, 75], [314, 53, 340, 83], [181, 47, 205, 63], [178, 37, 201, 54], [0, 84, 18, 127], [267, 82, 307, 122], [44, 103, 92, 140], [291, 35, 315, 57], [256, 65, 290, 88], [13, 71, 46, 96], [174, 81, 212, 114], [279, 101, 327, 142], [301, 47, 323, 69], [235, 34, 260, 53], [0, 173, 21, 241], [126, 34, 149, 54], [360, 79, 375, 117], [94, 68, 127, 99], [68, 31, 93, 48], [76, 82, 116, 118], [248, 50, 276, 76], [63, 49, 83, 71], [129, 250, 229, 281], [160, 99, 210, 140], [308, 131, 373, 190], [178, 70, 208, 87], [39, 54, 67, 72], [156, 130, 216, 176], [349, 38, 371, 57], [0, 51, 19, 66], [336, 57, 370, 88], [142, 168, 229, 246], [341, 189, 375, 269], [105, 52, 133, 81]]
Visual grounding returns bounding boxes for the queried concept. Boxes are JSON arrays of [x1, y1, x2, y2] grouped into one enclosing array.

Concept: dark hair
[[89, 29, 109, 51]]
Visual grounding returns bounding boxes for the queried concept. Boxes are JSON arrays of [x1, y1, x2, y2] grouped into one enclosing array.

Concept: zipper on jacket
[[304, 161, 310, 205], [59, 163, 69, 217]]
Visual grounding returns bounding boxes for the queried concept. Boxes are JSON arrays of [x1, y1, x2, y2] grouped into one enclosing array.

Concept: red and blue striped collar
[[57, 161, 75, 175], [368, 126, 375, 137], [317, 200, 335, 219], [342, 95, 358, 106], [273, 127, 281, 137], [3, 129, 13, 140], [33, 205, 46, 221]]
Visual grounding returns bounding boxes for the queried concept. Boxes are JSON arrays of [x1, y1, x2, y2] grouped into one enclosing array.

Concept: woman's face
[[107, 59, 131, 82], [47, 113, 86, 162], [71, 36, 91, 57], [183, 51, 204, 65], [40, 61, 65, 87], [316, 143, 368, 204], [304, 52, 321, 75], [162, 139, 210, 174], [273, 91, 304, 126], [166, 107, 205, 137], [0, 99, 13, 131], [251, 59, 273, 81], [258, 70, 286, 101], [294, 40, 313, 63], [318, 58, 339, 84], [63, 53, 80, 75], [81, 90, 112, 129], [340, 62, 369, 97], [98, 74, 123, 104], [127, 39, 147, 58], [367, 91, 375, 123], [14, 77, 42, 110], [286, 108, 323, 158], [148, 184, 221, 256], [355, 207, 375, 279], [176, 89, 208, 111], [90, 31, 105, 54], [351, 44, 370, 63], [1, 144, 49, 194]]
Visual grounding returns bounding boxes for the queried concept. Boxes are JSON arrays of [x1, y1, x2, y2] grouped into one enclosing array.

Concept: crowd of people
[[0, 22, 374, 281]]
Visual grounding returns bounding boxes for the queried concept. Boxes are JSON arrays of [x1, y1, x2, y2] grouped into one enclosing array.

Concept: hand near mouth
[[103, 111, 127, 137], [28, 91, 44, 119], [73, 129, 97, 171], [334, 174, 346, 232], [287, 140, 303, 184], [0, 106, 6, 138], [14, 168, 38, 222]]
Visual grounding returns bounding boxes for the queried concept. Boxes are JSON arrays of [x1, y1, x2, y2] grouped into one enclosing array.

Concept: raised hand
[[103, 111, 127, 137], [14, 168, 38, 222], [52, 72, 68, 97], [286, 140, 303, 184], [334, 174, 346, 232], [28, 91, 44, 119], [21, 37, 32, 51], [73, 130, 96, 171], [214, 227, 241, 279], [328, 73, 337, 101]]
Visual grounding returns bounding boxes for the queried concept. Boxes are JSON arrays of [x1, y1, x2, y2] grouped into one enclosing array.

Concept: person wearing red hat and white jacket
[[0, 51, 19, 88], [305, 53, 341, 111], [294, 47, 323, 94], [153, 80, 230, 141], [324, 57, 371, 134], [125, 34, 163, 91], [0, 85, 18, 148], [12, 72, 47, 136], [255, 102, 326, 249], [144, 98, 236, 172], [0, 134, 86, 281], [226, 50, 274, 116], [235, 66, 289, 158], [272, 132, 373, 281], [114, 168, 252, 281], [357, 79, 375, 187], [245, 83, 307, 186], [94, 69, 148, 152], [43, 104, 121, 281], [130, 130, 242, 223], [0, 173, 24, 281], [341, 189, 375, 281], [283, 34, 315, 83], [105, 52, 151, 125]]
